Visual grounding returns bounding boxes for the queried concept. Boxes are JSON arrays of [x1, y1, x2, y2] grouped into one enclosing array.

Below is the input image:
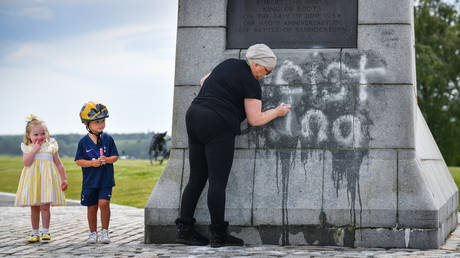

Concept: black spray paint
[[247, 51, 385, 245]]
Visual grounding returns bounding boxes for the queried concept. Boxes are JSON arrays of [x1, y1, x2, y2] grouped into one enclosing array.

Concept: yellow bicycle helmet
[[79, 101, 109, 123]]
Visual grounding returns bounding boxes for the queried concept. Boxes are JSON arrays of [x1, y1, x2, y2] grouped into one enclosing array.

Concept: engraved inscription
[[227, 0, 357, 49]]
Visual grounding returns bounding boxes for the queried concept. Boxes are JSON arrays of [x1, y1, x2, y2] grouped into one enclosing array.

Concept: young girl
[[14, 115, 68, 243]]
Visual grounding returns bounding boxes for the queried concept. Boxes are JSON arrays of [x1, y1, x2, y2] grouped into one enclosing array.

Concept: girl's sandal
[[28, 235, 40, 243], [41, 233, 51, 241]]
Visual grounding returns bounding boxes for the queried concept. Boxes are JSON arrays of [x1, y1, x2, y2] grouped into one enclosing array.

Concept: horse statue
[[149, 132, 170, 165]]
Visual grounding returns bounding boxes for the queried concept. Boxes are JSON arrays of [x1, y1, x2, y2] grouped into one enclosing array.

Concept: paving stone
[[1, 196, 459, 256]]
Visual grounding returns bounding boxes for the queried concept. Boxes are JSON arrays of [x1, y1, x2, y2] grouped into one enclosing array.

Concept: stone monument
[[145, 0, 458, 248]]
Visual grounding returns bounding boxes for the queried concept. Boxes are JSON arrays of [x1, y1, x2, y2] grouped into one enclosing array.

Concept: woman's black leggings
[[179, 103, 235, 225]]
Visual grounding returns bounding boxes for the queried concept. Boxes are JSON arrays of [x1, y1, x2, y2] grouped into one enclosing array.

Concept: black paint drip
[[279, 147, 296, 245], [245, 52, 380, 245], [330, 149, 366, 226]]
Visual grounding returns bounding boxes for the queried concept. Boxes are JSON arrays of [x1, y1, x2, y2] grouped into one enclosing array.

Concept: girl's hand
[[33, 138, 45, 145], [61, 180, 68, 191], [31, 138, 44, 151]]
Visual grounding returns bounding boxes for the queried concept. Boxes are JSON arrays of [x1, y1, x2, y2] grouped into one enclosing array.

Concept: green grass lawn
[[0, 156, 165, 208], [449, 167, 460, 202]]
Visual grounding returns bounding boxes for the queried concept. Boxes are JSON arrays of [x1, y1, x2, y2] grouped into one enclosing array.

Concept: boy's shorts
[[81, 187, 112, 206]]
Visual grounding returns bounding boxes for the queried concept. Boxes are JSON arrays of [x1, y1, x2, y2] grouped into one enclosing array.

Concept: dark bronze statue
[[149, 132, 170, 165]]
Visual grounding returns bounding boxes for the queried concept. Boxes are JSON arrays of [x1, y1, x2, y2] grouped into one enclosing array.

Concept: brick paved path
[[0, 194, 459, 257]]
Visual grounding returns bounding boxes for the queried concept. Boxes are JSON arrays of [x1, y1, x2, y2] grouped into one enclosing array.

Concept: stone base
[[145, 216, 457, 249], [145, 224, 355, 246]]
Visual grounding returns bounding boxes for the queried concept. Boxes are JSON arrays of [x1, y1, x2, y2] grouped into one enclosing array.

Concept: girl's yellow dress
[[15, 138, 66, 206]]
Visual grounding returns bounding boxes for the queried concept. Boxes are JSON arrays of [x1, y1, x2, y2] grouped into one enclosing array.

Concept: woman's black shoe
[[209, 221, 244, 248], [175, 218, 209, 246]]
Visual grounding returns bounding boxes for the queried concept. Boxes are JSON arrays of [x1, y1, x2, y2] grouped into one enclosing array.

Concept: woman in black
[[175, 44, 291, 247]]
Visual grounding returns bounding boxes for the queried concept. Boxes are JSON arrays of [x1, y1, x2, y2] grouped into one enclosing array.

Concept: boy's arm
[[105, 155, 118, 164], [105, 137, 119, 164], [76, 159, 101, 168]]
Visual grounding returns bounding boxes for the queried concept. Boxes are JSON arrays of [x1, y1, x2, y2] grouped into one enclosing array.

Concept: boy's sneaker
[[86, 232, 98, 244], [27, 234, 40, 243], [41, 233, 51, 241], [100, 229, 110, 244]]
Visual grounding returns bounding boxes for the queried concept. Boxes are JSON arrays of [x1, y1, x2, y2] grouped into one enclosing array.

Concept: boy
[[75, 101, 119, 244]]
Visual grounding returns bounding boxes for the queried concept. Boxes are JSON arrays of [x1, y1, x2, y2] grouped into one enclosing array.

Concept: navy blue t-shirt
[[75, 133, 119, 189]]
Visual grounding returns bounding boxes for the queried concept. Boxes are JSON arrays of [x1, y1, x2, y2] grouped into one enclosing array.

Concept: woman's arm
[[200, 73, 211, 86], [244, 98, 291, 126], [53, 152, 68, 191]]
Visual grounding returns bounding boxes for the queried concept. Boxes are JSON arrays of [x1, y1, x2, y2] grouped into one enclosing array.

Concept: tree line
[[0, 133, 169, 160], [416, 0, 460, 165]]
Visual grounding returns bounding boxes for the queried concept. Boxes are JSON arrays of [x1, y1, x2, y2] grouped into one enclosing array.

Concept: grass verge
[[0, 156, 165, 208]]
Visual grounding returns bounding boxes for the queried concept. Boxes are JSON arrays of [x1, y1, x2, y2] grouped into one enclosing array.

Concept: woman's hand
[[200, 72, 210, 86], [275, 103, 291, 117], [245, 99, 292, 126]]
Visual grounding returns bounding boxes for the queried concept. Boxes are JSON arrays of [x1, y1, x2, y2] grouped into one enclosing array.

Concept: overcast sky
[[0, 0, 178, 135], [2, 1, 458, 136]]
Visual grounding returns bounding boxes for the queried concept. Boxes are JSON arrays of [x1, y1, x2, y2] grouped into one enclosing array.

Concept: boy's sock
[[42, 228, 49, 234], [32, 229, 39, 236]]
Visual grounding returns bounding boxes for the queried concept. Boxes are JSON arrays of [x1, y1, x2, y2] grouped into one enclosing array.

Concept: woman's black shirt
[[192, 59, 262, 134]]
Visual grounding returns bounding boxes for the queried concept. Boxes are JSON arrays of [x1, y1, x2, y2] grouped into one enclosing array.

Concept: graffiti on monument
[[249, 51, 387, 245]]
